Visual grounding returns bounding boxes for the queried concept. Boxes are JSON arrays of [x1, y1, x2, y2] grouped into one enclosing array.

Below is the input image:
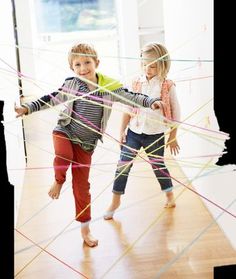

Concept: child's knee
[[55, 151, 73, 161], [116, 160, 132, 173]]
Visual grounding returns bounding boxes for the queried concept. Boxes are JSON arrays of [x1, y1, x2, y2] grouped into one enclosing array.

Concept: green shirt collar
[[97, 72, 123, 92]]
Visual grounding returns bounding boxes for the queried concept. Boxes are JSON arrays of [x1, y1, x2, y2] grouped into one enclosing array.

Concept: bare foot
[[164, 191, 176, 208], [81, 223, 98, 247], [104, 194, 121, 220], [48, 181, 63, 199]]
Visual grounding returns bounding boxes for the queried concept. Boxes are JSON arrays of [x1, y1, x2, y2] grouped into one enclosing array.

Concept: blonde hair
[[68, 42, 99, 70], [141, 42, 170, 80]]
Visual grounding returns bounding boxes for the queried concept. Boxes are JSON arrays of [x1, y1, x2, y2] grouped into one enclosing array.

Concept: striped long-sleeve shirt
[[22, 72, 160, 151]]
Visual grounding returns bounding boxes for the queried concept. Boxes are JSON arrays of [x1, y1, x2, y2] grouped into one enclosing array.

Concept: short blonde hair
[[68, 42, 98, 70], [141, 42, 170, 80]]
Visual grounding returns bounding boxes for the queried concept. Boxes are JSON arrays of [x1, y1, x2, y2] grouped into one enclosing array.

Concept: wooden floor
[[14, 107, 236, 278]]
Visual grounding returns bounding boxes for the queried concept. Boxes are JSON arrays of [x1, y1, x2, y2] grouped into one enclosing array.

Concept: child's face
[[142, 54, 158, 80], [71, 56, 99, 82]]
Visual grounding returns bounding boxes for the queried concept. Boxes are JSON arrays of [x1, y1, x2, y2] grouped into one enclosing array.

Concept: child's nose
[[80, 64, 87, 70], [80, 65, 88, 73]]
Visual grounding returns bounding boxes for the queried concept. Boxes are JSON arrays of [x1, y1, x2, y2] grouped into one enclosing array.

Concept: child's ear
[[96, 59, 100, 68]]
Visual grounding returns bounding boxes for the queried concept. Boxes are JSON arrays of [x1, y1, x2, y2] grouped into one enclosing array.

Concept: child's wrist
[[168, 136, 175, 142], [22, 105, 29, 114]]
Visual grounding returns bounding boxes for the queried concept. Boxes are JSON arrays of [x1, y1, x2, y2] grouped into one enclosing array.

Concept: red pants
[[53, 131, 93, 222]]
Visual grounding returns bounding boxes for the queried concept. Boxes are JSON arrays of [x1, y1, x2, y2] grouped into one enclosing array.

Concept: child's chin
[[79, 74, 89, 79]]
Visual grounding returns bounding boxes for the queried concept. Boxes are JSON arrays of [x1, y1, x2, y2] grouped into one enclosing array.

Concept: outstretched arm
[[20, 90, 63, 115], [15, 78, 75, 116], [111, 87, 162, 110]]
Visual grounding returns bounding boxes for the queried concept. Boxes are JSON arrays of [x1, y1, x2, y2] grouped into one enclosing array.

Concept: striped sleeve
[[22, 91, 61, 114], [21, 78, 74, 114], [110, 87, 160, 108]]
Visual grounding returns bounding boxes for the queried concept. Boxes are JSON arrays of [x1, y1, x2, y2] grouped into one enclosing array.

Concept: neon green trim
[[97, 72, 123, 92]]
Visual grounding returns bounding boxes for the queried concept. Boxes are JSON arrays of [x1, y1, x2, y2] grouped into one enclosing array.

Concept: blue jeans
[[113, 129, 173, 194]]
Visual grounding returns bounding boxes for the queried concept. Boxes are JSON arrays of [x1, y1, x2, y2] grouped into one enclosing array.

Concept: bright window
[[35, 0, 117, 33]]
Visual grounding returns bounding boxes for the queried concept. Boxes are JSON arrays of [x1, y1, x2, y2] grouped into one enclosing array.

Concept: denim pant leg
[[113, 129, 142, 194], [142, 133, 173, 192]]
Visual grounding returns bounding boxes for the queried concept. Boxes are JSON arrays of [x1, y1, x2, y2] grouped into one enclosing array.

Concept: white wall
[[14, 0, 37, 96], [116, 0, 140, 82], [0, 1, 26, 225], [116, 0, 165, 85], [163, 0, 236, 249], [138, 0, 164, 46]]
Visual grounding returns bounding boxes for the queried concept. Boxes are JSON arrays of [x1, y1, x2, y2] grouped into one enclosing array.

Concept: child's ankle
[[166, 191, 174, 199]]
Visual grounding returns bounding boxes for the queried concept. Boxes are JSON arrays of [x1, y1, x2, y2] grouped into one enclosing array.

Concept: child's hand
[[119, 131, 126, 148], [151, 101, 166, 111], [166, 138, 180, 156], [14, 104, 28, 118]]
